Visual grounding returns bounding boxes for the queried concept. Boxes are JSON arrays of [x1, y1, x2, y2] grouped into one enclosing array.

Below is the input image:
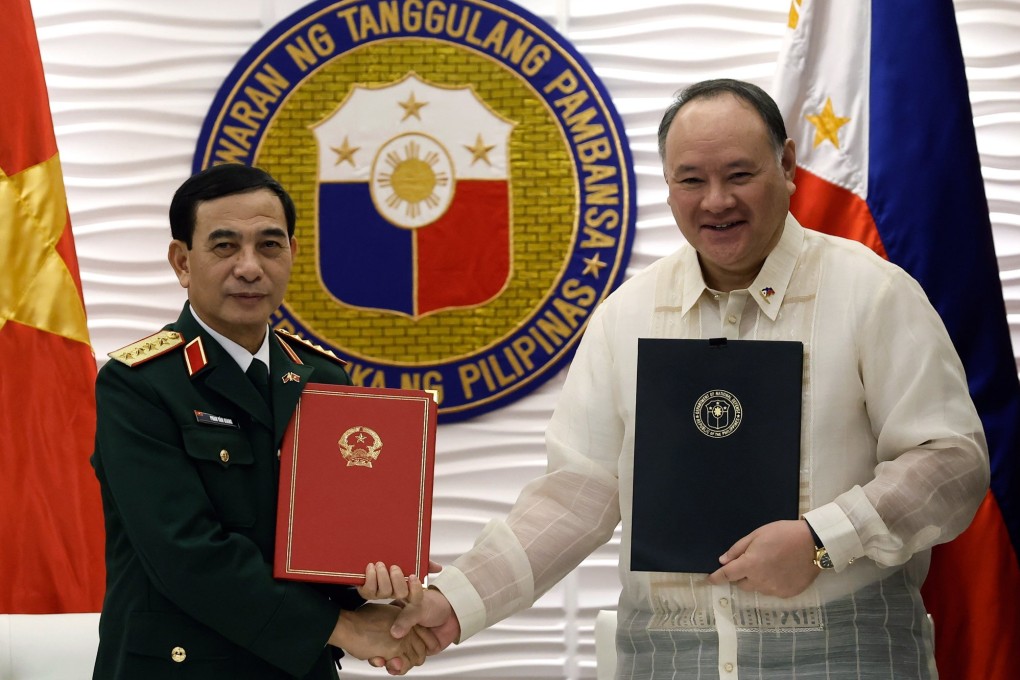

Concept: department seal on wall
[[194, 0, 636, 421]]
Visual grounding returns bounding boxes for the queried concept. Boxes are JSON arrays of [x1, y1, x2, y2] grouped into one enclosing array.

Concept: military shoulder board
[[108, 330, 184, 367], [274, 329, 348, 366]]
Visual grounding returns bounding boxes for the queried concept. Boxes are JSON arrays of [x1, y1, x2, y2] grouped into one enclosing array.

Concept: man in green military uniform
[[91, 164, 431, 678]]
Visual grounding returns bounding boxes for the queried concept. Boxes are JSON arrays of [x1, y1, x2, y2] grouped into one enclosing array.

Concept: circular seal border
[[693, 390, 743, 439], [194, 0, 636, 422]]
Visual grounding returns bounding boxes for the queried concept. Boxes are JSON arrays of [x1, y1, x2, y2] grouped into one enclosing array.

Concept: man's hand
[[358, 560, 443, 601], [391, 588, 460, 651], [705, 519, 821, 598], [328, 603, 434, 676], [359, 562, 415, 601], [367, 587, 460, 671]]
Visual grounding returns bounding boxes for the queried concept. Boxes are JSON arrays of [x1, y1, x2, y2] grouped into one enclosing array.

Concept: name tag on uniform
[[194, 410, 239, 428]]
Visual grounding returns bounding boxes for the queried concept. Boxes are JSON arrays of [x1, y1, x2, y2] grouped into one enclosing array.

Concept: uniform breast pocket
[[182, 427, 257, 528]]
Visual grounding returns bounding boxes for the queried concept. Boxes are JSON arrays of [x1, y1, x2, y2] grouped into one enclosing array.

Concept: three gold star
[[399, 92, 428, 121], [464, 134, 496, 166], [331, 136, 360, 166], [805, 97, 851, 149]]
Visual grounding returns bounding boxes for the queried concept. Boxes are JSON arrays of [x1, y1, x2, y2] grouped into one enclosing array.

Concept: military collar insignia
[[108, 330, 183, 367], [276, 334, 302, 364], [282, 372, 301, 384], [184, 337, 208, 377], [274, 328, 348, 366]]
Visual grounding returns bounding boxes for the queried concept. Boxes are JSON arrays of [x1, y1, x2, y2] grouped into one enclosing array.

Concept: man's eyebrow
[[205, 226, 289, 241], [674, 159, 757, 172], [258, 226, 289, 239], [206, 228, 240, 241]]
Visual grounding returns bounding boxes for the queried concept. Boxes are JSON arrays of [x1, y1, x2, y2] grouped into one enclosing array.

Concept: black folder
[[631, 338, 803, 574]]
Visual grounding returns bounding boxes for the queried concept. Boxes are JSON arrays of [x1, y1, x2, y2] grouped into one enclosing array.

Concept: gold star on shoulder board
[[331, 136, 360, 166], [108, 330, 183, 366], [582, 252, 608, 278], [399, 92, 428, 121], [465, 134, 496, 166], [805, 97, 851, 149]]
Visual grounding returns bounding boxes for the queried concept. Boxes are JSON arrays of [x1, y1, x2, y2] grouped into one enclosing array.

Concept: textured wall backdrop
[[32, 0, 1020, 678]]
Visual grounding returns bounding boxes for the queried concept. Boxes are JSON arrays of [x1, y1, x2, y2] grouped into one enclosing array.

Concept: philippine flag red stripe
[[775, 2, 1020, 677]]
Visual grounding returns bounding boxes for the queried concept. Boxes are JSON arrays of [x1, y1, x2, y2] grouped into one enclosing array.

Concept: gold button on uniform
[[219, 449, 230, 463], [723, 662, 734, 673], [171, 646, 186, 663]]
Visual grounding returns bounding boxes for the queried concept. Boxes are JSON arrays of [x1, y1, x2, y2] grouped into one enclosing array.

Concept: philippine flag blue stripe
[[868, 3, 1020, 545], [864, 4, 1020, 676]]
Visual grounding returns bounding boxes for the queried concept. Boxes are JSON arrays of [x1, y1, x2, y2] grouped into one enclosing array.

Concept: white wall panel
[[31, 0, 1020, 677]]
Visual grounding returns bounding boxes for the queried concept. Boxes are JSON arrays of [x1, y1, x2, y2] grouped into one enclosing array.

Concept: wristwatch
[[805, 520, 834, 570], [813, 545, 834, 570]]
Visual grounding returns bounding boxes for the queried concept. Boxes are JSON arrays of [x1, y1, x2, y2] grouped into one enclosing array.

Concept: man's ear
[[168, 240, 191, 289], [782, 138, 797, 195], [290, 236, 299, 259]]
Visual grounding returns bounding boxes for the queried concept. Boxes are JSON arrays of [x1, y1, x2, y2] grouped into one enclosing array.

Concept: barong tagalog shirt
[[430, 215, 989, 679]]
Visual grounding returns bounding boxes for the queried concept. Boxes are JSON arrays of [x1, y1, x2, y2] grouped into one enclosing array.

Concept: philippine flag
[[774, 2, 1020, 677]]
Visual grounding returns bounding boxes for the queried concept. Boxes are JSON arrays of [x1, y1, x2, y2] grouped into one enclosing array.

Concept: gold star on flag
[[464, 134, 496, 166], [582, 252, 608, 278], [805, 98, 851, 149], [0, 154, 89, 345], [331, 136, 360, 166], [788, 0, 803, 29], [399, 92, 428, 121]]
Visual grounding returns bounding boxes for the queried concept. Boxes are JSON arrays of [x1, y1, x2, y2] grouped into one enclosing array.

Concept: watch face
[[815, 547, 834, 569]]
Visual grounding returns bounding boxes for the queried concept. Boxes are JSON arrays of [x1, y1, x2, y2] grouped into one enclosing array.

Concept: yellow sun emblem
[[372, 134, 454, 228]]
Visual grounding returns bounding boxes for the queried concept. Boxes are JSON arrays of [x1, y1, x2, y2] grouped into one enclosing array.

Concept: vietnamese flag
[[774, 1, 1020, 677], [0, 0, 105, 613]]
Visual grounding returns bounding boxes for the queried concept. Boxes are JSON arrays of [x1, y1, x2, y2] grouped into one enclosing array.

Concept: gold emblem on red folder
[[338, 426, 382, 468]]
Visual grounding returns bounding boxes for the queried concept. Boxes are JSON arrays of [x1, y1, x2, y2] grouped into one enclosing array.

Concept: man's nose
[[702, 181, 736, 212], [233, 247, 263, 280]]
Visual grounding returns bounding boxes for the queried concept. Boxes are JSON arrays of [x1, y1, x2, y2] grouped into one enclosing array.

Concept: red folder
[[274, 384, 436, 585]]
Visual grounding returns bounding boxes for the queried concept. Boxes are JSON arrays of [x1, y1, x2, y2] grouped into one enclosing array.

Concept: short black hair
[[168, 164, 297, 247], [657, 79, 788, 160]]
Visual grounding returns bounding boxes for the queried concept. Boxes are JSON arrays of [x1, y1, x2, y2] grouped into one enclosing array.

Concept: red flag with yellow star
[[0, 0, 105, 613]]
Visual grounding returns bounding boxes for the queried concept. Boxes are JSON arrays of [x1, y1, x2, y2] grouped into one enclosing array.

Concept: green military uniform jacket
[[92, 304, 361, 679]]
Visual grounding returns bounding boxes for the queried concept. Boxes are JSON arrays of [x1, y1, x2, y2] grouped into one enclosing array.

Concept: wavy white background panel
[[31, 0, 1020, 678]]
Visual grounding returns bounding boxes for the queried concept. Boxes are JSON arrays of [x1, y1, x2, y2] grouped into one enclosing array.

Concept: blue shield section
[[318, 183, 414, 315]]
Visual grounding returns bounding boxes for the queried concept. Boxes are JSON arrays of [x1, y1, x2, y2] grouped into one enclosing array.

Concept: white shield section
[[312, 72, 515, 228]]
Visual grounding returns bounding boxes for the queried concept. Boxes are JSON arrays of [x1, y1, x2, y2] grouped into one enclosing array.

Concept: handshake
[[332, 561, 459, 676]]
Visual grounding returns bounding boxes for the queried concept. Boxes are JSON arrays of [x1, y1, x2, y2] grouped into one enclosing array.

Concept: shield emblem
[[312, 73, 515, 318]]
